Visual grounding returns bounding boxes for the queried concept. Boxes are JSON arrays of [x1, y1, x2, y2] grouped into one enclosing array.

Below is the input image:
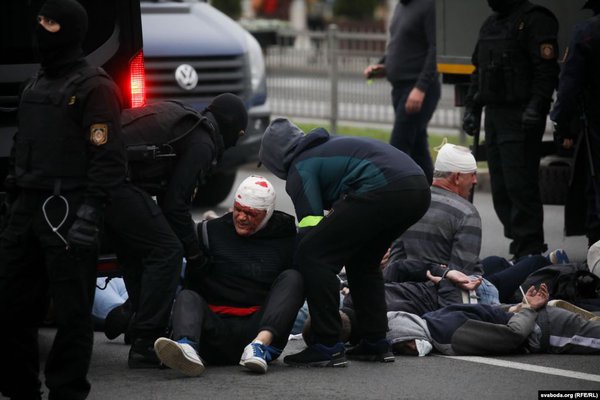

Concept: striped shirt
[[390, 186, 484, 276]]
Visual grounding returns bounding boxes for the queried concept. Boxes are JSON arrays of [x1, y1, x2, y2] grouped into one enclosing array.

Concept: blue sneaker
[[154, 337, 205, 376], [548, 249, 570, 264], [239, 341, 282, 374], [283, 342, 347, 368]]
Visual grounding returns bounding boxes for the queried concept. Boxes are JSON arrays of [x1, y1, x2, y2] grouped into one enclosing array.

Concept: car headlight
[[245, 31, 265, 92]]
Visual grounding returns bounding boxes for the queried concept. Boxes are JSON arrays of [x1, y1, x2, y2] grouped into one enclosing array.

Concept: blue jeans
[[390, 79, 441, 184], [93, 277, 128, 320]]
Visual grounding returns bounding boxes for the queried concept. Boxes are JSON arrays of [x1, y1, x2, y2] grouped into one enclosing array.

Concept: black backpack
[[516, 263, 600, 303]]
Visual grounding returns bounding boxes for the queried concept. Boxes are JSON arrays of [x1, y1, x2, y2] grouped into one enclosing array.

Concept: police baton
[[469, 126, 481, 204], [581, 109, 595, 178]]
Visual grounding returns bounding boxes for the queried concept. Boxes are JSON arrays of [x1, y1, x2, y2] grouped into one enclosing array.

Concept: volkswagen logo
[[175, 64, 198, 90]]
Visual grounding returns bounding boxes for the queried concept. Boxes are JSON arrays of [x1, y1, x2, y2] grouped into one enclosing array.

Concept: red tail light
[[129, 50, 146, 108]]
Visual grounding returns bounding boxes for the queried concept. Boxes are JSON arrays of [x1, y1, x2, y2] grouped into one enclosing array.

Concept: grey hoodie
[[386, 311, 432, 344], [258, 118, 305, 180]]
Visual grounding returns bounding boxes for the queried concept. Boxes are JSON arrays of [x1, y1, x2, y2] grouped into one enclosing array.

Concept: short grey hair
[[433, 170, 453, 179]]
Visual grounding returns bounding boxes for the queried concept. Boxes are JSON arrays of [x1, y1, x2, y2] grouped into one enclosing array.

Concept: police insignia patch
[[540, 43, 555, 60], [90, 124, 108, 146]]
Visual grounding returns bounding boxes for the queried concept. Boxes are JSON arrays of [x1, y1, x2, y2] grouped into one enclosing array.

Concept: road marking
[[437, 355, 600, 382]]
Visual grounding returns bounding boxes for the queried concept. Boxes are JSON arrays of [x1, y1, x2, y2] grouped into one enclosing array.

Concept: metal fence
[[264, 25, 463, 133]]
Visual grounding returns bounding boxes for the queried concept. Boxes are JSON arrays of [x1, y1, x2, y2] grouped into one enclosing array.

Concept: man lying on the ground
[[382, 283, 600, 357], [153, 175, 304, 376], [343, 269, 481, 318]]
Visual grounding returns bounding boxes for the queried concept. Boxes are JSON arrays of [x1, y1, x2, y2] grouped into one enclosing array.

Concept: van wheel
[[192, 171, 237, 207]]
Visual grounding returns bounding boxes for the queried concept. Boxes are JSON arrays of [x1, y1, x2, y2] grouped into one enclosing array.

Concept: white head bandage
[[234, 175, 276, 232], [434, 143, 477, 173]]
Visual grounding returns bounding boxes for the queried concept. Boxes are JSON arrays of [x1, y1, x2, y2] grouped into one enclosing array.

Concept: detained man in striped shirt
[[384, 143, 552, 304]]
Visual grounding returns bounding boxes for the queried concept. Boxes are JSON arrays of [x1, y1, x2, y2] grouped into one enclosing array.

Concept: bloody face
[[232, 201, 267, 236]]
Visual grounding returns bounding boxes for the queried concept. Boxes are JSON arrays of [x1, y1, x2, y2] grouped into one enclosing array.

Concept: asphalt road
[[31, 164, 598, 400]]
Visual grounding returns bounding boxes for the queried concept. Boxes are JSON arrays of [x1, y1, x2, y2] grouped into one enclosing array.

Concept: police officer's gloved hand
[[184, 252, 211, 288], [462, 108, 481, 137], [522, 97, 548, 132], [67, 204, 102, 251], [521, 107, 545, 132]]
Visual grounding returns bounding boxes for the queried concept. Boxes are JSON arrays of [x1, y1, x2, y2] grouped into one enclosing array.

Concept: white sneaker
[[239, 341, 268, 374], [547, 300, 597, 321], [154, 337, 205, 376]]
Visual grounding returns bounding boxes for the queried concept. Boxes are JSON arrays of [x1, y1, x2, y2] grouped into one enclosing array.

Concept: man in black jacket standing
[[363, 0, 439, 184], [463, 0, 559, 259], [0, 0, 126, 398]]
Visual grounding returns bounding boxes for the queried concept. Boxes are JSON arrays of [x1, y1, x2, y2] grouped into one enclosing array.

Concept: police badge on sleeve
[[90, 123, 108, 146]]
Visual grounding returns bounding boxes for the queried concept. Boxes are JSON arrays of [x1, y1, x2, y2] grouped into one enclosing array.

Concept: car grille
[[144, 54, 248, 105]]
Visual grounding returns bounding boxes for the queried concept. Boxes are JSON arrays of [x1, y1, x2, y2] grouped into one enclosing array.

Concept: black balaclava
[[583, 0, 600, 15], [487, 0, 526, 15], [205, 93, 248, 149], [35, 0, 88, 71]]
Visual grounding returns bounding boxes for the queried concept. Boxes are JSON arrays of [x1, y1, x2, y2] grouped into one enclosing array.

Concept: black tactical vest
[[477, 3, 538, 105], [121, 100, 215, 195], [15, 66, 108, 191]]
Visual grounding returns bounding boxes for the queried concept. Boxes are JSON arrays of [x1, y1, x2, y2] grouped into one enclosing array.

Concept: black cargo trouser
[[0, 190, 97, 400], [295, 176, 431, 345], [485, 105, 547, 257], [104, 184, 183, 342], [171, 269, 304, 365]]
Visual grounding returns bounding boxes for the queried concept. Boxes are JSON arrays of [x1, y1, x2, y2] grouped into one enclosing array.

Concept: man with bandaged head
[[384, 143, 557, 305], [153, 176, 304, 376], [463, 0, 559, 259], [0, 0, 127, 398]]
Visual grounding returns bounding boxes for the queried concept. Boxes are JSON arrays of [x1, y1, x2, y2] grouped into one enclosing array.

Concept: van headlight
[[245, 31, 265, 92]]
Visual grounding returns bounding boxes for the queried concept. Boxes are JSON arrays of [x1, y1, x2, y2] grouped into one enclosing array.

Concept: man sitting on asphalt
[[384, 141, 557, 304], [153, 176, 304, 376]]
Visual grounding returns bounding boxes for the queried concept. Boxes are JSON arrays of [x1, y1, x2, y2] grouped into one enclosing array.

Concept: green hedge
[[211, 0, 242, 20], [333, 0, 378, 20]]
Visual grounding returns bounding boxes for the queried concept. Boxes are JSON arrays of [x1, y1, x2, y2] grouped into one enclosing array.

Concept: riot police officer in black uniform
[[551, 0, 600, 247], [105, 94, 248, 368], [463, 0, 559, 259], [0, 0, 127, 398]]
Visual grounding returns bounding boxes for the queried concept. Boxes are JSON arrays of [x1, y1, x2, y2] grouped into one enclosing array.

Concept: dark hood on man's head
[[258, 118, 306, 180], [35, 0, 88, 70]]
